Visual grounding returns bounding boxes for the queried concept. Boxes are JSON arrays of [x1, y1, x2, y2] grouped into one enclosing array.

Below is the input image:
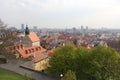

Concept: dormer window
[[36, 48, 38, 51], [32, 48, 34, 53], [20, 44, 23, 49], [25, 50, 28, 54], [17, 46, 19, 50], [28, 49, 31, 53]]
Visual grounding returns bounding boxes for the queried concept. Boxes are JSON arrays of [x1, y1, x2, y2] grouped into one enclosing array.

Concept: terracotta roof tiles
[[17, 46, 46, 58], [28, 32, 40, 42], [33, 52, 48, 63]]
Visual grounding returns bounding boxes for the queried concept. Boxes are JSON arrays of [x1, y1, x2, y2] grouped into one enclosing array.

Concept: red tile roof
[[48, 49, 55, 57], [17, 46, 46, 58], [28, 32, 40, 42], [33, 53, 48, 63], [58, 36, 66, 39], [5, 44, 24, 52], [58, 36, 74, 41]]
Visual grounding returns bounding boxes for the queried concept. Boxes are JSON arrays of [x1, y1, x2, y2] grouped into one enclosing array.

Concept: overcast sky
[[0, 0, 120, 29]]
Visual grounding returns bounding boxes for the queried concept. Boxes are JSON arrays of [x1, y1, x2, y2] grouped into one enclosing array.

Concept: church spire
[[25, 24, 29, 35]]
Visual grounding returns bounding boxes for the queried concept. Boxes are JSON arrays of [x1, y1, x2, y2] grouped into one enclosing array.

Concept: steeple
[[25, 25, 29, 35]]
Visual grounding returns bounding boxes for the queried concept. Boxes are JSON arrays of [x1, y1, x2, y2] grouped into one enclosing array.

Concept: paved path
[[0, 60, 58, 80]]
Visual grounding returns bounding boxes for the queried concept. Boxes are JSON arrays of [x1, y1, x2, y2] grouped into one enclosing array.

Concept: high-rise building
[[86, 26, 88, 30], [81, 25, 84, 30], [33, 26, 38, 31], [21, 24, 24, 32]]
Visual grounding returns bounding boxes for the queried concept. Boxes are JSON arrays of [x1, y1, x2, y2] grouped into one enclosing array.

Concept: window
[[25, 50, 28, 54], [28, 49, 31, 53], [32, 48, 34, 53], [36, 48, 38, 51], [17, 46, 19, 50], [20, 44, 23, 49]]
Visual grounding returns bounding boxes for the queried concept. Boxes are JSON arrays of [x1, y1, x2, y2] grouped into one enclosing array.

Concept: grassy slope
[[0, 68, 33, 80]]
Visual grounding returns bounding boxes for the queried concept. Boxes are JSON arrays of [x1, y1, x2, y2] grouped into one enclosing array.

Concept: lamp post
[[60, 73, 63, 80]]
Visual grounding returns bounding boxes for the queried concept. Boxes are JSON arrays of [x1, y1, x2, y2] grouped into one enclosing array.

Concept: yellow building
[[33, 52, 49, 71]]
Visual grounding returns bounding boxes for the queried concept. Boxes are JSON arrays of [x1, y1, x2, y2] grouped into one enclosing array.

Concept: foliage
[[61, 70, 76, 80], [86, 46, 120, 80], [48, 44, 76, 75], [0, 56, 7, 63], [73, 39, 77, 45], [47, 45, 120, 80]]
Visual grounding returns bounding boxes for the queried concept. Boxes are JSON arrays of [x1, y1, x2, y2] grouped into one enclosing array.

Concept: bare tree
[[0, 19, 19, 47], [0, 19, 7, 30]]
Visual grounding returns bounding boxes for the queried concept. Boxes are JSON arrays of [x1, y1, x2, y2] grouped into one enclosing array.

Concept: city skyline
[[0, 0, 120, 29]]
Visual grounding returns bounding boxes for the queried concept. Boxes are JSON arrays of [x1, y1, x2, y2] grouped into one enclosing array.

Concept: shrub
[[0, 57, 7, 63]]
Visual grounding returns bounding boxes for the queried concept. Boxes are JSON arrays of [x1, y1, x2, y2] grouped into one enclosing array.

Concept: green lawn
[[0, 68, 34, 80]]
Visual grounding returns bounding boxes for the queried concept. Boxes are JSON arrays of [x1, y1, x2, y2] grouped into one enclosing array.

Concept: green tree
[[61, 70, 76, 80], [48, 45, 120, 80], [48, 44, 76, 75], [85, 46, 120, 80], [74, 47, 90, 80]]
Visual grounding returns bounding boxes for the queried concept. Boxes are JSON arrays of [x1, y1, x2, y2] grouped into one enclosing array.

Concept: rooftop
[[28, 32, 40, 42]]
